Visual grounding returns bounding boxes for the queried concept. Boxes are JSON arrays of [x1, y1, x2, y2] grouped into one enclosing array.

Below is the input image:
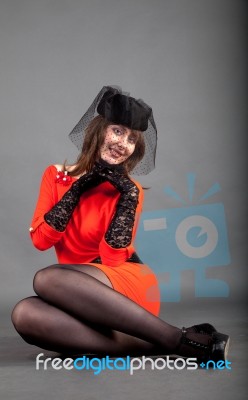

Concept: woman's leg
[[12, 264, 227, 359], [11, 296, 163, 356], [46, 263, 114, 288], [31, 264, 181, 352]]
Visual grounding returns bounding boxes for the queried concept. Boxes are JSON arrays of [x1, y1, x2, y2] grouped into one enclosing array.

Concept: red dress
[[29, 165, 160, 316]]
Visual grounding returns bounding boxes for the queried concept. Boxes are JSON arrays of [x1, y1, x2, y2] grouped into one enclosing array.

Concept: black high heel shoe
[[209, 331, 230, 362], [178, 327, 230, 363], [186, 323, 217, 335]]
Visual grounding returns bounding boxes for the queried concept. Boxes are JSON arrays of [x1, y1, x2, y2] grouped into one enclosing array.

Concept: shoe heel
[[211, 332, 230, 362]]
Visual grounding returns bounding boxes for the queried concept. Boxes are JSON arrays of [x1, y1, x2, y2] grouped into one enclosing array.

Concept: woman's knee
[[11, 297, 37, 335], [33, 265, 60, 296]]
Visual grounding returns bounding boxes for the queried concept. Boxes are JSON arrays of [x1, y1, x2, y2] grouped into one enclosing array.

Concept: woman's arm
[[30, 165, 106, 251], [29, 166, 63, 250], [96, 164, 144, 266], [43, 168, 105, 232]]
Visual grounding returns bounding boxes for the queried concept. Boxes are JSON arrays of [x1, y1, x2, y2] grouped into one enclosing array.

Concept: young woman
[[11, 85, 229, 360]]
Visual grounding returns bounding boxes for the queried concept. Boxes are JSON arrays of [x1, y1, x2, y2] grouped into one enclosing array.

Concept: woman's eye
[[113, 128, 121, 135], [129, 137, 135, 143]]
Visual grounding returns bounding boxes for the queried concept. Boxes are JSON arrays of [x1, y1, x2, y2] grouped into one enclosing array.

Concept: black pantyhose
[[13, 297, 163, 356], [12, 265, 217, 359], [12, 264, 182, 356]]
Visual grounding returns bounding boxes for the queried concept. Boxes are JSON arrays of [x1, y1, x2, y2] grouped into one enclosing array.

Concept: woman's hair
[[66, 115, 145, 177]]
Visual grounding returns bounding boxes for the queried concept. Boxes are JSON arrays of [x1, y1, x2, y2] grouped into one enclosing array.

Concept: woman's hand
[[93, 159, 140, 249], [94, 160, 138, 201], [44, 166, 106, 232], [72, 166, 107, 196]]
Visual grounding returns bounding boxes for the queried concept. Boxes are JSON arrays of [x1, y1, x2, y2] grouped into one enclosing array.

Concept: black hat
[[68, 85, 157, 175], [97, 91, 151, 131]]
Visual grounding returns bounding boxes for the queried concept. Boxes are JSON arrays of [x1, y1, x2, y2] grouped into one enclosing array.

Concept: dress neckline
[[52, 165, 81, 180]]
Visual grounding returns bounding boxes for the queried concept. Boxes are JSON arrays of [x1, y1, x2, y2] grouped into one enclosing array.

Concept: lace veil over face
[[68, 85, 157, 175]]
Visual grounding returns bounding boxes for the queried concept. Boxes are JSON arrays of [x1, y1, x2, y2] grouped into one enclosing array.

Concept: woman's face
[[100, 125, 136, 165]]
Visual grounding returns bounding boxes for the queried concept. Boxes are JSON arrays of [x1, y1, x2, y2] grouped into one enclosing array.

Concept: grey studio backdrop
[[0, 0, 247, 316], [1, 1, 248, 399]]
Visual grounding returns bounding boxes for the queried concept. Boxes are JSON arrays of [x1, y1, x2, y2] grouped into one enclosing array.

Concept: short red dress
[[29, 165, 160, 316]]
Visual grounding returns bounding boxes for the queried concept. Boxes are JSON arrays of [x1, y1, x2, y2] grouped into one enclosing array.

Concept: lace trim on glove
[[105, 207, 136, 248], [44, 168, 106, 232], [104, 184, 139, 248], [44, 186, 81, 232]]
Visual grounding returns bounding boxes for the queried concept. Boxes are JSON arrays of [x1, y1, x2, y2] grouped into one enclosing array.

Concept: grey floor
[[1, 299, 247, 400]]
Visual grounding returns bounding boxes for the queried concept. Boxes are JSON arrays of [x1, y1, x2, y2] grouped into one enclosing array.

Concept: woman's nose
[[117, 135, 128, 147]]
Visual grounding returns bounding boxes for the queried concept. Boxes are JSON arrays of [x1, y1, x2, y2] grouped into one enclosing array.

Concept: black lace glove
[[44, 168, 106, 232], [95, 160, 140, 248]]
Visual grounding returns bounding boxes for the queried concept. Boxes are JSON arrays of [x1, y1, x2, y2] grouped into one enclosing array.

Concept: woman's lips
[[109, 147, 124, 158]]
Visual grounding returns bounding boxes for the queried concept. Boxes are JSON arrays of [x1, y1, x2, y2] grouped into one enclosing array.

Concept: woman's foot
[[176, 327, 230, 363], [185, 323, 217, 335]]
